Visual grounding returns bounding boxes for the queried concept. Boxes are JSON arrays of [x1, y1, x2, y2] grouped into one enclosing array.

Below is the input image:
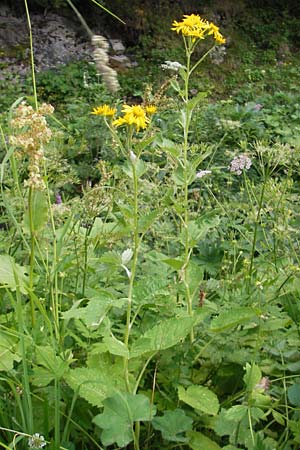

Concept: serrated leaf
[[214, 409, 236, 437], [152, 409, 193, 442], [130, 312, 207, 358], [65, 366, 125, 407], [93, 392, 156, 447], [0, 255, 29, 294], [138, 209, 160, 233], [178, 385, 219, 416], [187, 431, 221, 450], [23, 190, 48, 233], [180, 212, 220, 248], [210, 307, 256, 332]]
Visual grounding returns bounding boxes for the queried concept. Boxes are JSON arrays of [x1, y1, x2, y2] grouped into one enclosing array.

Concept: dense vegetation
[[1, 2, 300, 449]]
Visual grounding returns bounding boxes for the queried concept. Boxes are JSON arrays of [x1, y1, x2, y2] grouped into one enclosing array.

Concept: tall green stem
[[248, 177, 267, 288], [28, 188, 36, 326], [23, 0, 38, 109], [123, 157, 140, 391], [182, 38, 194, 341]]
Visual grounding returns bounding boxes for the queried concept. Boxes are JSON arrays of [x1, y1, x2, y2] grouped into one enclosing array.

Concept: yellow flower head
[[208, 23, 226, 44], [171, 13, 226, 44], [145, 105, 157, 115], [91, 104, 117, 117], [113, 105, 150, 132]]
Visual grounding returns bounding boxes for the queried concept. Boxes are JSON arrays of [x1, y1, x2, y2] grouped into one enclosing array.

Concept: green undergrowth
[[1, 3, 300, 450]]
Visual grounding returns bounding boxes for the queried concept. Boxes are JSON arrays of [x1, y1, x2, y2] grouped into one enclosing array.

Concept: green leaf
[[288, 383, 300, 406], [186, 91, 208, 112], [0, 255, 29, 294], [23, 190, 48, 233], [62, 293, 126, 328], [210, 307, 256, 332], [156, 138, 181, 157], [243, 363, 262, 392], [272, 411, 285, 426], [178, 385, 219, 416], [180, 212, 220, 248], [93, 392, 155, 447], [34, 346, 70, 383], [122, 159, 148, 179], [138, 209, 160, 234], [152, 409, 193, 442], [172, 162, 195, 186], [170, 79, 182, 94], [130, 312, 206, 358], [224, 405, 248, 422], [65, 366, 125, 407], [214, 409, 237, 437], [103, 336, 129, 358], [222, 446, 240, 450], [0, 333, 20, 371], [162, 257, 185, 270], [187, 431, 221, 450]]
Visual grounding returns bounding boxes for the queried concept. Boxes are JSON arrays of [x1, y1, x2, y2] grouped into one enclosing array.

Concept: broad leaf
[[130, 311, 207, 358], [32, 346, 70, 385], [0, 332, 20, 371], [0, 255, 29, 294], [103, 335, 129, 358], [210, 307, 256, 332], [65, 365, 125, 407], [187, 431, 221, 450], [93, 392, 155, 447], [23, 190, 48, 233], [178, 385, 219, 416], [62, 293, 126, 328], [180, 212, 220, 248], [243, 363, 262, 392], [152, 409, 193, 442], [288, 383, 300, 406]]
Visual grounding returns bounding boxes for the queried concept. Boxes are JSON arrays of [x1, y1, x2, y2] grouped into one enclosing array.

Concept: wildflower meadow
[[1, 1, 300, 449]]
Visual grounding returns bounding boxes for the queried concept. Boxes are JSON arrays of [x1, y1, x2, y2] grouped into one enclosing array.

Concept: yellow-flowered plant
[[91, 104, 117, 117], [113, 105, 151, 132], [92, 103, 157, 132], [172, 13, 226, 44]]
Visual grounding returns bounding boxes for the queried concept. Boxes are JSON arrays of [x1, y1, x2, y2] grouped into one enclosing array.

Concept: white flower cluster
[[196, 170, 212, 178], [28, 433, 46, 449], [229, 155, 252, 175], [161, 60, 185, 72], [91, 34, 119, 92]]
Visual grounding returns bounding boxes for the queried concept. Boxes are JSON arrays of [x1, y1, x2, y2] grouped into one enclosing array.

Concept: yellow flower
[[91, 104, 117, 117], [145, 105, 157, 115], [171, 13, 225, 44], [113, 105, 150, 132], [171, 14, 210, 39], [208, 23, 226, 44]]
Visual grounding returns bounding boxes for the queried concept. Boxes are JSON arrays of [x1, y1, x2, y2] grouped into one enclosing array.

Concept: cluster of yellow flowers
[[92, 104, 157, 132], [10, 102, 54, 190], [172, 14, 226, 44]]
